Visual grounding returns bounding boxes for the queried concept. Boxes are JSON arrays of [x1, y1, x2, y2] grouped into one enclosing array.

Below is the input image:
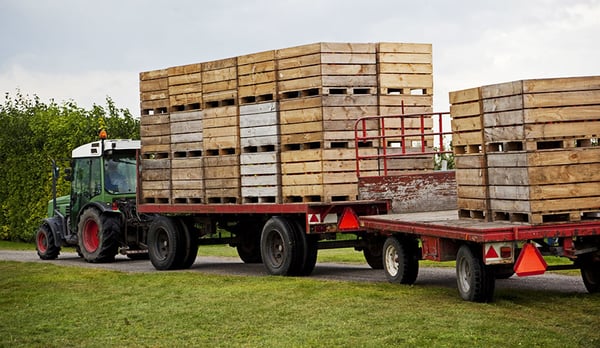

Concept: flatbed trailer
[[359, 210, 600, 302], [137, 200, 389, 276]]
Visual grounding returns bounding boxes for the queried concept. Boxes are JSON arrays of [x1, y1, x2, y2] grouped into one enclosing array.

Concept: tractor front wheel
[[36, 224, 60, 260]]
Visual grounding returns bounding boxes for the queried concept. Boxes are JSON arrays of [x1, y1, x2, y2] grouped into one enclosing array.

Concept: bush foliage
[[0, 92, 139, 241]]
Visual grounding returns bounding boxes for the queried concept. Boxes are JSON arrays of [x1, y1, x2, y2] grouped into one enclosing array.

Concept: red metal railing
[[354, 111, 453, 178]]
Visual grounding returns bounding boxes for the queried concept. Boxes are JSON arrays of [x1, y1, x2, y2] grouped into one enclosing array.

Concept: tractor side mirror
[[63, 168, 73, 182]]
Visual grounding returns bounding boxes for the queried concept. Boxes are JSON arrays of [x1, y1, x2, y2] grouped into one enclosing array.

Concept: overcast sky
[[1, 0, 598, 116]]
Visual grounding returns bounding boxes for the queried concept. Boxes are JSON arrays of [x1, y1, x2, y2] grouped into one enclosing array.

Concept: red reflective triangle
[[309, 214, 320, 223], [514, 243, 548, 277], [485, 245, 499, 259], [339, 207, 360, 230]]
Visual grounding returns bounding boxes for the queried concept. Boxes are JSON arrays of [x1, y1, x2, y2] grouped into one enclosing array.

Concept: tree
[[0, 92, 139, 241]]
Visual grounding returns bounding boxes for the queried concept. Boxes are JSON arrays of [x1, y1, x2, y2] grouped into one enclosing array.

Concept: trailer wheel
[[36, 224, 60, 260], [456, 245, 495, 302], [290, 220, 318, 276], [260, 217, 298, 276], [77, 208, 119, 263], [363, 236, 385, 269], [580, 259, 600, 293], [148, 216, 184, 270], [177, 219, 199, 269], [236, 227, 262, 264], [383, 236, 419, 284]]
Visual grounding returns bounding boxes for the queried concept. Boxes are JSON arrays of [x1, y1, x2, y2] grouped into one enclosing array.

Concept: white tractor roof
[[72, 139, 141, 158]]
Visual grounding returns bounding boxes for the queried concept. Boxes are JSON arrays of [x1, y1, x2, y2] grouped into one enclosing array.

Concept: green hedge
[[0, 92, 139, 241]]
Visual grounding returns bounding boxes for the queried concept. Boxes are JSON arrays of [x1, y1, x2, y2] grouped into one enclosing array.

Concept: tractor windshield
[[104, 153, 137, 194]]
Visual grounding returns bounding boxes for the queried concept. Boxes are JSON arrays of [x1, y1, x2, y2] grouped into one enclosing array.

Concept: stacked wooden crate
[[168, 63, 204, 204], [377, 43, 435, 174], [201, 57, 240, 203], [238, 50, 281, 203], [450, 76, 600, 224], [139, 42, 435, 205], [139, 69, 171, 204]]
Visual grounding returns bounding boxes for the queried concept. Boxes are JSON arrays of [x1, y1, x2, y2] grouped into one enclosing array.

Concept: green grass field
[[1, 241, 598, 347]]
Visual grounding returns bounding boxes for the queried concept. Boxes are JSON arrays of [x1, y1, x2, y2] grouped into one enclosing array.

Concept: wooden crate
[[140, 69, 169, 115], [140, 158, 170, 204], [167, 63, 202, 111], [450, 76, 600, 223], [201, 105, 239, 153], [171, 157, 204, 204], [238, 50, 277, 105], [203, 154, 240, 203], [239, 102, 281, 203]]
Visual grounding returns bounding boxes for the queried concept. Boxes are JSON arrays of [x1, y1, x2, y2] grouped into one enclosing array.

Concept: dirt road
[[0, 249, 587, 296]]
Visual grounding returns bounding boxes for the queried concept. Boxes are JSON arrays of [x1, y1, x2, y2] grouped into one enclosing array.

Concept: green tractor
[[35, 135, 151, 262]]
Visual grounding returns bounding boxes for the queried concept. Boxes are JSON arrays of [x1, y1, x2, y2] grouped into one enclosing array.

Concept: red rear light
[[500, 246, 512, 258], [111, 201, 119, 211]]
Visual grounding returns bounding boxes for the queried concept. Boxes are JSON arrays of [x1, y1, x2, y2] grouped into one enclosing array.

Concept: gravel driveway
[[0, 249, 587, 295]]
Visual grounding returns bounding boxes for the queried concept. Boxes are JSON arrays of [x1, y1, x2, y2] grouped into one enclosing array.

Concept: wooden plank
[[170, 133, 202, 144], [238, 83, 277, 100], [282, 173, 322, 186], [484, 124, 525, 142], [458, 185, 488, 199], [241, 175, 278, 186], [171, 158, 203, 168], [170, 92, 203, 107], [140, 114, 170, 126], [525, 120, 600, 139], [377, 42, 432, 54], [321, 42, 376, 53], [376, 53, 432, 64], [452, 131, 483, 146], [172, 168, 203, 181], [455, 168, 486, 186], [526, 147, 600, 166], [280, 108, 322, 124], [281, 161, 323, 174], [240, 112, 278, 128], [240, 135, 279, 148], [483, 110, 524, 127], [379, 63, 432, 74], [277, 53, 321, 70], [202, 116, 238, 129], [524, 90, 600, 108], [529, 196, 600, 212], [523, 105, 600, 123], [523, 75, 600, 93], [481, 80, 523, 99], [322, 75, 377, 87], [239, 102, 278, 115], [168, 82, 202, 95], [323, 172, 358, 184], [141, 90, 168, 101], [279, 97, 322, 111], [278, 76, 322, 92], [449, 87, 480, 104], [170, 110, 202, 122], [172, 180, 203, 189], [527, 163, 600, 184], [378, 74, 433, 88], [378, 95, 433, 107], [241, 163, 279, 176], [201, 106, 238, 119], [139, 78, 168, 92], [322, 95, 378, 107], [321, 64, 377, 75], [279, 121, 322, 134], [168, 72, 202, 86], [237, 50, 276, 65], [276, 43, 322, 59], [322, 105, 378, 120], [170, 120, 202, 134], [202, 80, 237, 94], [238, 71, 276, 86], [280, 149, 322, 163], [277, 66, 322, 81], [280, 132, 323, 145], [482, 95, 523, 113], [454, 154, 485, 169], [202, 90, 237, 103], [140, 69, 168, 80], [457, 197, 488, 211], [238, 60, 276, 75], [202, 57, 237, 71], [451, 115, 482, 132], [240, 125, 278, 138], [321, 53, 376, 65]]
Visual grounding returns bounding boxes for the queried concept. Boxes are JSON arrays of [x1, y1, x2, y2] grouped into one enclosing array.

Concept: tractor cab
[[68, 138, 140, 232]]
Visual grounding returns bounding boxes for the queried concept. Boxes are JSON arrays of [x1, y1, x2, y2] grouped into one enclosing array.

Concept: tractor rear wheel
[[77, 208, 119, 263], [36, 224, 60, 260]]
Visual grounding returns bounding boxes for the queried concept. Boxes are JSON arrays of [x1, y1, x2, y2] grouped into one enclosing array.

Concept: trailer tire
[[77, 208, 119, 263], [36, 224, 60, 260], [456, 245, 495, 302], [580, 259, 600, 293], [178, 219, 199, 269], [148, 216, 184, 270], [290, 220, 318, 276], [236, 227, 262, 264], [260, 217, 298, 276], [363, 236, 385, 269], [383, 236, 419, 284]]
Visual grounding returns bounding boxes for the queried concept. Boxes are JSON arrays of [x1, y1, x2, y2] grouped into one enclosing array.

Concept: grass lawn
[[1, 261, 599, 347], [1, 241, 598, 347]]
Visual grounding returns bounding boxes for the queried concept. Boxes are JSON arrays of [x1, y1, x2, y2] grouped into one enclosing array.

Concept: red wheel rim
[[37, 231, 48, 253], [83, 219, 99, 253]]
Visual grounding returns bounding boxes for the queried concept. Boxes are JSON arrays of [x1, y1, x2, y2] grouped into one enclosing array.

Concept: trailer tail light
[[338, 207, 360, 231], [484, 242, 514, 265], [514, 243, 547, 277]]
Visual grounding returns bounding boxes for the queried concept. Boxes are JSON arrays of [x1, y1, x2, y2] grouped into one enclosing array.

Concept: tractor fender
[[41, 216, 66, 248], [79, 201, 123, 218]]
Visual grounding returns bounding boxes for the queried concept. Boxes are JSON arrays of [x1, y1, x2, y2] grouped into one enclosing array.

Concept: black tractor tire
[[290, 219, 318, 276], [383, 236, 419, 284], [363, 236, 385, 270], [260, 217, 299, 276], [148, 216, 184, 270], [35, 224, 60, 260], [456, 244, 496, 302], [77, 208, 119, 263], [177, 219, 199, 269], [580, 258, 600, 293]]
